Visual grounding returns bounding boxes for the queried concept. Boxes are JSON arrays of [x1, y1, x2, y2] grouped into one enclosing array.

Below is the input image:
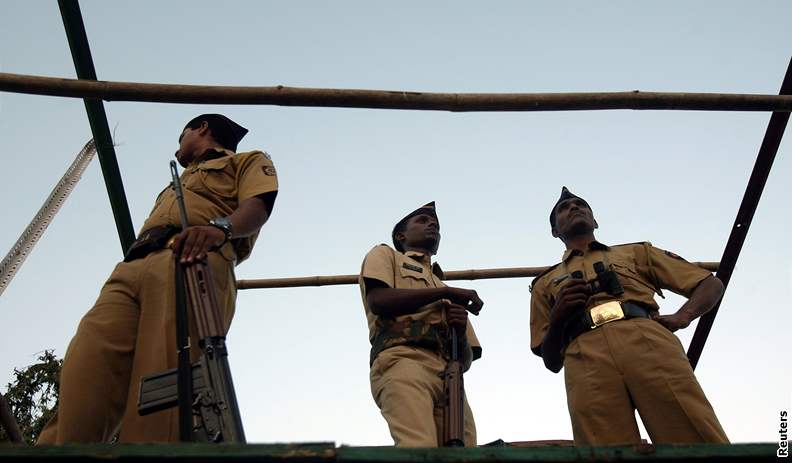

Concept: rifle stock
[[441, 326, 465, 447], [183, 258, 246, 442]]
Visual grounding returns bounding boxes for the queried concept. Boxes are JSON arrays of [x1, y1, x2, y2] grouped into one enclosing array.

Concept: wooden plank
[[0, 443, 777, 462], [338, 443, 778, 462], [0, 443, 336, 461]]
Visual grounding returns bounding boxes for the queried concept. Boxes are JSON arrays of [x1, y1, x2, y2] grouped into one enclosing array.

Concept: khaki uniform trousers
[[563, 317, 728, 446], [37, 248, 235, 444], [370, 345, 477, 447]]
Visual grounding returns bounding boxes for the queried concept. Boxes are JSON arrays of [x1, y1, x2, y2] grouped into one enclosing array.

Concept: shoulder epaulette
[[237, 150, 273, 162], [364, 243, 394, 258], [610, 241, 651, 248], [530, 262, 561, 291]]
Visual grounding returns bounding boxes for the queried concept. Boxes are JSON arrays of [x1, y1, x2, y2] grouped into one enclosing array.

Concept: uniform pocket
[[610, 260, 655, 294], [200, 169, 235, 199], [369, 347, 407, 406], [398, 265, 432, 288], [562, 338, 587, 409], [635, 319, 691, 376], [187, 157, 236, 200], [609, 257, 640, 280], [207, 251, 235, 293]]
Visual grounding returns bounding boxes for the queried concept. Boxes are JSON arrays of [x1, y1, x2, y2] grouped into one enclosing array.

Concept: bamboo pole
[[1, 73, 792, 112], [0, 392, 23, 444], [236, 262, 719, 290]]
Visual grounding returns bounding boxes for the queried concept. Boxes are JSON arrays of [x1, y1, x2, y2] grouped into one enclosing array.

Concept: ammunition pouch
[[370, 319, 449, 366]]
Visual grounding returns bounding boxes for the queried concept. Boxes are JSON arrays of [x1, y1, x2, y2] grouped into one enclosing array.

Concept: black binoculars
[[571, 261, 624, 297]]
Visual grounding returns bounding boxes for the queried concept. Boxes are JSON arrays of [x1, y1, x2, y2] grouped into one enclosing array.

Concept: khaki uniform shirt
[[530, 241, 712, 354], [140, 148, 278, 263], [360, 244, 482, 360]]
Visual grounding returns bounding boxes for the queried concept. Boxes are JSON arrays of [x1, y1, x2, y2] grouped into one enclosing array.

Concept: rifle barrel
[[169, 161, 189, 229]]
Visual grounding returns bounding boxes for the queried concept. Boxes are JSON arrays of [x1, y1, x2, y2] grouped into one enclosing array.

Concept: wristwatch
[[208, 217, 233, 244]]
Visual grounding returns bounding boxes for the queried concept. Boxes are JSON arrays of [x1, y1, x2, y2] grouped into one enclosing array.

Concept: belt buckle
[[166, 235, 178, 249], [589, 301, 625, 329]]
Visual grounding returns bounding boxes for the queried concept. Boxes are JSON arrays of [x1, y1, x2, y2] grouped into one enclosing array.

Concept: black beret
[[392, 201, 437, 252], [185, 114, 248, 152], [550, 187, 590, 228]]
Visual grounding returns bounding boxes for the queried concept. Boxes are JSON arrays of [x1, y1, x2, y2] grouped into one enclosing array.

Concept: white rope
[[0, 139, 97, 297]]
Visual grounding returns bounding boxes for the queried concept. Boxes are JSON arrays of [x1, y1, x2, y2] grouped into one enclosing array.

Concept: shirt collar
[[191, 147, 233, 166], [561, 240, 610, 262], [404, 250, 431, 264], [403, 250, 444, 279]]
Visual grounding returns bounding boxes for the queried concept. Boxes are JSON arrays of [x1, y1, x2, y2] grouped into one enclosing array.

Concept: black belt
[[563, 301, 651, 346], [123, 225, 181, 262]]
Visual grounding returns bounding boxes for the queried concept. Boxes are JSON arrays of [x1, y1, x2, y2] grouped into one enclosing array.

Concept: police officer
[[530, 187, 729, 446], [359, 202, 483, 447], [38, 114, 279, 443]]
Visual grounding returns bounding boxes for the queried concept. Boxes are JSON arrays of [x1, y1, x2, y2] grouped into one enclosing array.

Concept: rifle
[[136, 161, 246, 443], [441, 325, 465, 447]]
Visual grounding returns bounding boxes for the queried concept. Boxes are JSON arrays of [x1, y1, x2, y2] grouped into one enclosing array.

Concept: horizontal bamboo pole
[[1, 72, 792, 112], [236, 262, 719, 289]]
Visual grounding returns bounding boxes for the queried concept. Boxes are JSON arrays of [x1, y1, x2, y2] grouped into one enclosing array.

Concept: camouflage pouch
[[369, 318, 449, 366]]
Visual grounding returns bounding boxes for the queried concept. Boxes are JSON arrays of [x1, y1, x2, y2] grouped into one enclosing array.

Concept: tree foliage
[[0, 351, 61, 445]]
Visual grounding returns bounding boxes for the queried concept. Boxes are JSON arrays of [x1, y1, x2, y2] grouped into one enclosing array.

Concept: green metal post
[[58, 0, 135, 254]]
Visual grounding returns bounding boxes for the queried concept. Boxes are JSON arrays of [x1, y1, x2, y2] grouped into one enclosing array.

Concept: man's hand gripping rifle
[[440, 291, 482, 448], [136, 161, 246, 443]]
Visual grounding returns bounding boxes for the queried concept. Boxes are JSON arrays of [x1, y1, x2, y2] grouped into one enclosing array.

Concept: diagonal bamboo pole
[[236, 262, 719, 290], [58, 1, 136, 254], [1, 72, 792, 112], [687, 57, 792, 369]]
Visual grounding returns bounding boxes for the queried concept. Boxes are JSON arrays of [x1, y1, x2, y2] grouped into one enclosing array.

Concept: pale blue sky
[[1, 1, 790, 445]]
